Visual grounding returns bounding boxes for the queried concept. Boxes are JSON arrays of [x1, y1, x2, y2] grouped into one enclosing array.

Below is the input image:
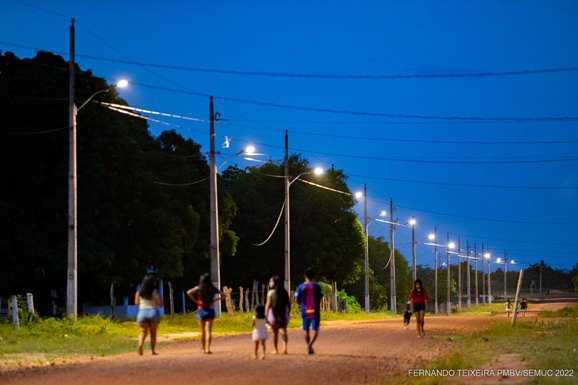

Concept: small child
[[505, 299, 512, 317], [252, 304, 269, 359], [403, 301, 412, 331]]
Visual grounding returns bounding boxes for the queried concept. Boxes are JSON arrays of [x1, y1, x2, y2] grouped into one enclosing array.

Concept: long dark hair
[[412, 279, 425, 297], [139, 274, 158, 300], [271, 275, 289, 326], [198, 273, 214, 305], [255, 304, 266, 319]]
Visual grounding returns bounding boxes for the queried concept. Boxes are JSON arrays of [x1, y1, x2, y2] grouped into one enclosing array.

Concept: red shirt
[[410, 288, 428, 305]]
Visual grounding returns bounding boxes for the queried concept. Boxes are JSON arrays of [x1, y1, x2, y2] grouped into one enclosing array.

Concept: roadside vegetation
[[385, 304, 578, 385]]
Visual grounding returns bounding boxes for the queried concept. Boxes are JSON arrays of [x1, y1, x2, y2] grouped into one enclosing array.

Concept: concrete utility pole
[[434, 227, 439, 315], [446, 232, 451, 314], [503, 250, 508, 299], [411, 217, 416, 281], [284, 130, 291, 293], [466, 240, 471, 310], [481, 243, 486, 303], [209, 97, 221, 317], [363, 184, 369, 313], [474, 242, 478, 306], [389, 198, 396, 313], [67, 18, 78, 319], [457, 236, 462, 312]]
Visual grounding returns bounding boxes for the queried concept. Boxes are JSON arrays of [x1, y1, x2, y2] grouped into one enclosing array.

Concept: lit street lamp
[[495, 255, 515, 299], [425, 232, 455, 315], [484, 252, 492, 303], [409, 217, 416, 281], [67, 22, 128, 320]]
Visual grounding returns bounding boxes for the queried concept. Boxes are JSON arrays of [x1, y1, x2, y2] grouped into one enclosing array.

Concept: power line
[[347, 173, 578, 190], [4, 41, 578, 122], [397, 205, 578, 226], [5, 39, 578, 80]]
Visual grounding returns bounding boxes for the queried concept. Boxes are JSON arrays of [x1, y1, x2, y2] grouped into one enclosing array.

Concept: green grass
[[384, 305, 578, 385]]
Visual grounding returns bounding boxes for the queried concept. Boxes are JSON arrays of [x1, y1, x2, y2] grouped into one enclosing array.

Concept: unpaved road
[[2, 298, 575, 385]]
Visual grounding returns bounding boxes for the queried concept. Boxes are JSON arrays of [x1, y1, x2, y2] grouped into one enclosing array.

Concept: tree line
[[0, 51, 414, 315]]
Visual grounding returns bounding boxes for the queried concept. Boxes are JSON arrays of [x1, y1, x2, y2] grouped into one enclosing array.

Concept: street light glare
[[355, 191, 363, 199], [379, 210, 387, 217], [245, 145, 256, 155], [313, 167, 324, 175], [409, 218, 416, 226], [116, 79, 128, 88], [448, 242, 456, 249], [484, 253, 491, 259], [428, 233, 435, 240], [496, 258, 502, 263]]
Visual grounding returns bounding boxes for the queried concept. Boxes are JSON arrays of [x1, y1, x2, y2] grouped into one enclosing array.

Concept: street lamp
[[67, 74, 128, 318], [484, 252, 492, 303], [424, 232, 455, 315], [495, 256, 515, 299], [355, 188, 387, 313], [409, 217, 417, 281], [284, 163, 324, 293], [447, 235, 456, 314]]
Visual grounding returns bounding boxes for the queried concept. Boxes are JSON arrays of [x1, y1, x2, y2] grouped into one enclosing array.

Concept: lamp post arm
[[77, 88, 111, 112]]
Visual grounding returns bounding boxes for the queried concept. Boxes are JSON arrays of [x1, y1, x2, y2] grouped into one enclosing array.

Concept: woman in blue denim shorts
[[187, 273, 224, 354], [135, 274, 163, 355]]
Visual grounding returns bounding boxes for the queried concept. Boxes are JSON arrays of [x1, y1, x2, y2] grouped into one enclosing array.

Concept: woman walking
[[409, 279, 428, 338], [135, 274, 163, 355], [187, 273, 224, 354], [265, 275, 291, 354]]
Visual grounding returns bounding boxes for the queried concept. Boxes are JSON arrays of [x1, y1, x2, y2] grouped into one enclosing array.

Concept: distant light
[[409, 218, 416, 226], [496, 258, 502, 263], [448, 242, 456, 249], [116, 79, 129, 88], [245, 145, 256, 155], [428, 233, 435, 241], [379, 211, 387, 217], [355, 191, 363, 199], [484, 253, 491, 259], [510, 260, 515, 264], [313, 167, 324, 175]]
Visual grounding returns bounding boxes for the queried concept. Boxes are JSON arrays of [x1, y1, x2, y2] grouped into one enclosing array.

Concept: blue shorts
[[197, 307, 215, 321], [413, 303, 425, 312], [137, 308, 161, 325], [302, 317, 320, 332]]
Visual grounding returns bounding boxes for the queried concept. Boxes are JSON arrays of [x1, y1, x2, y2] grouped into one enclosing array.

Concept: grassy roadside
[[384, 305, 578, 385], [0, 308, 397, 367]]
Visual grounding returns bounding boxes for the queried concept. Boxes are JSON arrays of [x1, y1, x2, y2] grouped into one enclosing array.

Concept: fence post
[[239, 287, 244, 313], [169, 282, 175, 315], [182, 290, 186, 314], [512, 269, 524, 327], [110, 283, 115, 318], [245, 287, 250, 313], [12, 295, 20, 330]]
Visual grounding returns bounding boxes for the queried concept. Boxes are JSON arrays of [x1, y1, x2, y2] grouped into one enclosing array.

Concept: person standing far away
[[265, 275, 291, 354], [295, 267, 323, 354], [135, 274, 163, 356], [187, 273, 224, 354], [251, 304, 269, 359], [505, 299, 512, 317], [409, 279, 428, 338]]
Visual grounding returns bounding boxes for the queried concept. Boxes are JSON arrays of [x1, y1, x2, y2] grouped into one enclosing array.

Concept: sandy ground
[[1, 298, 575, 385]]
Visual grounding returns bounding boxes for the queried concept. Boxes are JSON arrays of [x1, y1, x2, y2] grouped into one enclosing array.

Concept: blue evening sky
[[1, 0, 577, 272]]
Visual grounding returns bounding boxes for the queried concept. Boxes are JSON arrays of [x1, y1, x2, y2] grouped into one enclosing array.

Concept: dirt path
[[1, 298, 575, 385]]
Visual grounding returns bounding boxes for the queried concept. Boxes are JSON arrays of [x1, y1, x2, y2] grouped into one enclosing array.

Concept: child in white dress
[[252, 304, 269, 359]]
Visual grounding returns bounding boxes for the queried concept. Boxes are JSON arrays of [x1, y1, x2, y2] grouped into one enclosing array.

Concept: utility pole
[[363, 184, 369, 313], [487, 248, 492, 304], [411, 217, 416, 281], [466, 240, 471, 310], [474, 242, 478, 306], [284, 130, 291, 293], [434, 227, 439, 315], [502, 251, 507, 298], [457, 236, 461, 312], [539, 260, 543, 293], [481, 243, 486, 304], [446, 232, 451, 314], [209, 97, 221, 317], [389, 198, 396, 313], [67, 18, 77, 319]]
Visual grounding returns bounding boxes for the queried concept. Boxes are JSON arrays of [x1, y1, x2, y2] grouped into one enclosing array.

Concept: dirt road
[[2, 299, 575, 385]]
